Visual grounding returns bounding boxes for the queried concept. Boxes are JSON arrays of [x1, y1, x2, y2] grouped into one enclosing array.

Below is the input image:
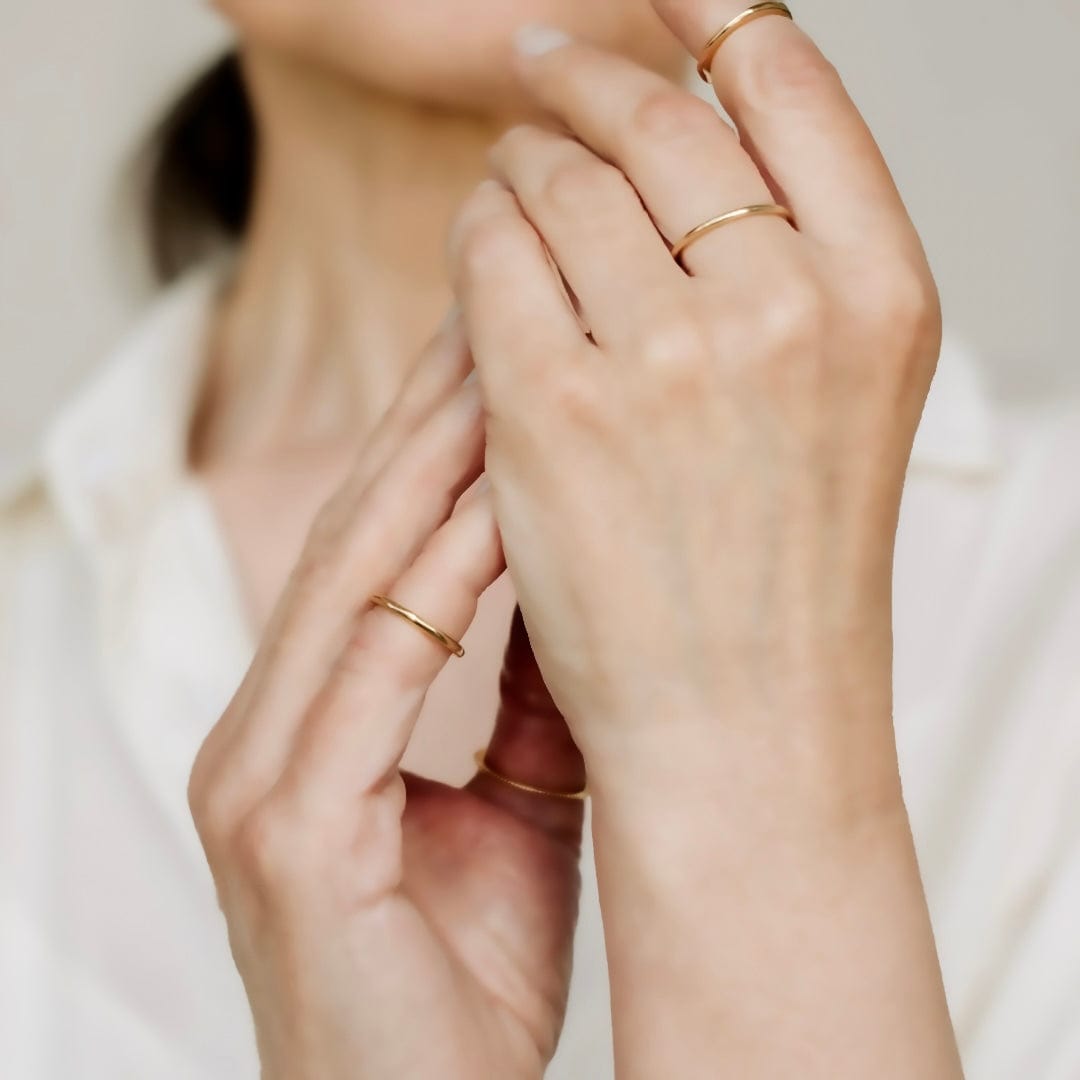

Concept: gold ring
[[473, 750, 588, 801], [671, 203, 795, 267], [696, 2, 795, 84], [369, 595, 465, 658]]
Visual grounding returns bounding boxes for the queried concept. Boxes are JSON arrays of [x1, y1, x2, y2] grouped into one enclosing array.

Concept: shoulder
[[0, 477, 87, 722], [0, 259, 229, 533], [0, 258, 230, 627], [0, 454, 69, 595]]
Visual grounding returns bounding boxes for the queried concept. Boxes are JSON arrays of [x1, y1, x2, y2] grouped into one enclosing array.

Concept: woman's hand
[[452, 15, 940, 786], [188, 315, 586, 1080], [449, 6, 959, 1077]]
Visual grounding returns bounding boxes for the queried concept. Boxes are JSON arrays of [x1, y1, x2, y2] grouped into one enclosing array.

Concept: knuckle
[[760, 274, 829, 354], [429, 515, 501, 597], [233, 804, 299, 889], [187, 772, 215, 841], [495, 123, 540, 163], [541, 158, 630, 214], [456, 213, 524, 278], [187, 751, 214, 826], [341, 782, 408, 905], [187, 742, 237, 855], [630, 88, 721, 142], [887, 268, 942, 342], [546, 369, 606, 428], [339, 590, 453, 700], [854, 263, 943, 372], [744, 34, 841, 108], [335, 617, 401, 689], [636, 316, 714, 394], [190, 785, 238, 859]]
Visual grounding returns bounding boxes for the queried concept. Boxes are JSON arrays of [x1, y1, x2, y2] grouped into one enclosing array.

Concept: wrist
[[585, 701, 906, 835], [587, 738, 953, 1080], [590, 753, 913, 896]]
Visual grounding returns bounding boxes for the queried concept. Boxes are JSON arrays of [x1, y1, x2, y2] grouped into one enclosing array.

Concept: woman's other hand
[[188, 313, 586, 1080], [450, 8, 958, 1078], [451, 13, 939, 805]]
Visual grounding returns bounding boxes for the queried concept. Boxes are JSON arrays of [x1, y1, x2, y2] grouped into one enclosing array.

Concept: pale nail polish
[[513, 24, 572, 57]]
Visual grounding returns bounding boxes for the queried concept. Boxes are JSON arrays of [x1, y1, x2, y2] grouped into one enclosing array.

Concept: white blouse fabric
[[1, 262, 1079, 1079]]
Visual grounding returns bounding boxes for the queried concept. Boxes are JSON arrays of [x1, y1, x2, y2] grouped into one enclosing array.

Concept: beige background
[[2, 1, 1078, 462]]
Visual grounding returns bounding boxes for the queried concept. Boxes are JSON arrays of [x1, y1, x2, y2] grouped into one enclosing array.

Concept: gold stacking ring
[[696, 1, 795, 84], [671, 203, 796, 267], [473, 750, 589, 801], [369, 594, 466, 657]]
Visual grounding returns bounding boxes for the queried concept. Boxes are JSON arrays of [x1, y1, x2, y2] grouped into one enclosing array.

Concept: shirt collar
[[36, 259, 230, 553], [3, 274, 1000, 545]]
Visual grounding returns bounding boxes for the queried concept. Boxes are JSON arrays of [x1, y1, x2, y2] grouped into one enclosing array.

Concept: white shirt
[[1, 262, 1078, 1079]]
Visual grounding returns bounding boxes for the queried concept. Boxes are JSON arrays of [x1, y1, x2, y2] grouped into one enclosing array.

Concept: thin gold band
[[369, 595, 466, 658], [696, 2, 795, 84], [473, 750, 589, 801], [671, 203, 796, 266]]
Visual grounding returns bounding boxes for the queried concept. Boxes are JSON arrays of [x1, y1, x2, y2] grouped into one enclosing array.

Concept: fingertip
[[447, 178, 513, 266]]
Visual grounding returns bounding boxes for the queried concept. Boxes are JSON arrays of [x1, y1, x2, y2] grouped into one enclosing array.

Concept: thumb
[[468, 605, 587, 844]]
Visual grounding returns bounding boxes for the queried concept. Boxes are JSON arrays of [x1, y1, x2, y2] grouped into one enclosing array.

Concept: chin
[[222, 0, 689, 115]]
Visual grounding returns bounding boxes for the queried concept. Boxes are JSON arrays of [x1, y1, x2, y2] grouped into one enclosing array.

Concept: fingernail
[[463, 369, 478, 386], [514, 24, 573, 57], [475, 475, 491, 495]]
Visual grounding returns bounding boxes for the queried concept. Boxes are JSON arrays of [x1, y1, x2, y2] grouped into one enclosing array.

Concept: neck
[[191, 48, 505, 466]]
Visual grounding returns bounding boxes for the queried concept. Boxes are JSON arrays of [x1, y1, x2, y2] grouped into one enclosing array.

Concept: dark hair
[[146, 52, 257, 283]]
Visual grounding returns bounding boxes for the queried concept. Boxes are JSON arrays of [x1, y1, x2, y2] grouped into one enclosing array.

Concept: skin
[[190, 324, 590, 1077], [454, 9, 960, 1074], [189, 2, 684, 1077], [191, 0, 687, 784], [212, 0, 687, 114], [188, 0, 963, 1076]]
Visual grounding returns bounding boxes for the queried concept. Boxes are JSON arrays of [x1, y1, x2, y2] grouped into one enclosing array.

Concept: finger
[[510, 33, 791, 278], [271, 482, 506, 820], [448, 177, 592, 404], [331, 306, 473, 511], [650, 0, 924, 256], [192, 310, 470, 796], [468, 605, 586, 850], [209, 375, 487, 807], [488, 123, 683, 344]]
